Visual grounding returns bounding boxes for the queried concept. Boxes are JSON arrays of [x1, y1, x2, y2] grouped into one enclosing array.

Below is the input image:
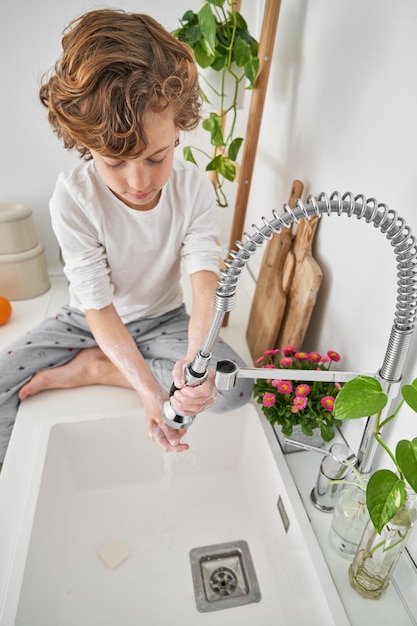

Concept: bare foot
[[18, 347, 131, 400]]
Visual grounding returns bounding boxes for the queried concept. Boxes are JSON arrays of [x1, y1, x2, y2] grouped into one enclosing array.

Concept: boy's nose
[[127, 164, 149, 190]]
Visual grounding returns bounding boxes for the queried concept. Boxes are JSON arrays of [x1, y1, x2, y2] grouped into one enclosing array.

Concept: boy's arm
[[170, 270, 220, 414], [186, 270, 218, 362], [85, 304, 188, 452]]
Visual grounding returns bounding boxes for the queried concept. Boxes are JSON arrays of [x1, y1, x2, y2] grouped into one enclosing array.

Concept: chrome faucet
[[163, 191, 417, 476]]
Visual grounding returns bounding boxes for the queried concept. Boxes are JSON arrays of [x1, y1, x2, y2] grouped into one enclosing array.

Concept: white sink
[[0, 398, 347, 626]]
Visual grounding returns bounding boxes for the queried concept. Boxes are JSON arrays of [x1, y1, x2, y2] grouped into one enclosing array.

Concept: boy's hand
[[171, 360, 218, 415], [144, 394, 189, 453], [143, 360, 219, 453], [148, 420, 190, 453]]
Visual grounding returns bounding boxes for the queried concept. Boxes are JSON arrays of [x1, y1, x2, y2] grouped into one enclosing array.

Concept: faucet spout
[[163, 191, 417, 475]]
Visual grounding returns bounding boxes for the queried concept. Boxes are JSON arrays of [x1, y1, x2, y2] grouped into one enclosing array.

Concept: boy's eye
[[105, 161, 123, 170], [147, 157, 167, 166]]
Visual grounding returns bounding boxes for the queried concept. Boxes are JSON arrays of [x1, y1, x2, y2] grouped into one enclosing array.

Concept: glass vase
[[349, 493, 417, 599], [330, 480, 369, 558]]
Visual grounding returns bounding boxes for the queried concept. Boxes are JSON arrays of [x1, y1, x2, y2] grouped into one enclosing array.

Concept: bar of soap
[[98, 539, 131, 570]]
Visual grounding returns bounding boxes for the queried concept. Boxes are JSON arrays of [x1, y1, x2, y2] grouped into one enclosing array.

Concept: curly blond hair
[[39, 9, 201, 158]]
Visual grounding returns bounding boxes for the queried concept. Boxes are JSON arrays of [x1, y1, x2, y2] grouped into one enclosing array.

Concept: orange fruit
[[0, 296, 12, 326]]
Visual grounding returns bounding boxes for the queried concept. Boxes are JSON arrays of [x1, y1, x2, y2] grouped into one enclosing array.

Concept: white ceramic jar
[[0, 203, 37, 254], [0, 203, 50, 300]]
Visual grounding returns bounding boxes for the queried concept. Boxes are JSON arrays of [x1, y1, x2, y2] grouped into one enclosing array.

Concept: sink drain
[[190, 540, 261, 613], [210, 566, 237, 596]]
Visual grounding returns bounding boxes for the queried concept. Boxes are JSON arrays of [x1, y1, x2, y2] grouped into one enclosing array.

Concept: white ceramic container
[[0, 242, 50, 300], [0, 204, 37, 254]]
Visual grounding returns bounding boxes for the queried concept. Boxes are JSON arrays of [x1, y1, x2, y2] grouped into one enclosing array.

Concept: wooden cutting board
[[246, 180, 303, 361], [276, 215, 322, 350]]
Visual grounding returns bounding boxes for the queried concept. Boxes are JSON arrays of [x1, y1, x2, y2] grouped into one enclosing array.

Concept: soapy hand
[[144, 361, 218, 453], [147, 419, 189, 453], [144, 390, 189, 453]]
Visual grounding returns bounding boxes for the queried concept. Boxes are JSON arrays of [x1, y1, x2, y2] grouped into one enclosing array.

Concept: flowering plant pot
[[253, 345, 343, 443]]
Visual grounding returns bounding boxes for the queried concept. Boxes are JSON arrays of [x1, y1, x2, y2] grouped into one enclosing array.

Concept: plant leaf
[[366, 470, 406, 533], [244, 57, 260, 88], [205, 154, 223, 171], [182, 146, 198, 167], [233, 36, 252, 67], [198, 3, 217, 58], [183, 24, 202, 47], [181, 10, 197, 23], [217, 156, 236, 181], [228, 137, 243, 161], [236, 26, 259, 56], [402, 377, 417, 412], [396, 439, 417, 492], [320, 422, 336, 442], [206, 154, 236, 182], [210, 55, 227, 71], [202, 113, 224, 146], [333, 376, 388, 420], [172, 12, 199, 44], [193, 40, 215, 68], [235, 12, 249, 32]]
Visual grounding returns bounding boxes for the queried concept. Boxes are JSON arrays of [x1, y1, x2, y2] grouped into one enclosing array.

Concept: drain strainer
[[210, 566, 237, 596], [190, 540, 261, 613]]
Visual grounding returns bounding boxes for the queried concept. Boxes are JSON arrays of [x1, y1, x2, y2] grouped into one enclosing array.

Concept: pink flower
[[276, 380, 293, 394], [293, 396, 307, 410], [328, 350, 341, 362], [291, 405, 299, 413], [320, 396, 335, 411], [283, 345, 296, 356], [254, 355, 264, 364], [271, 379, 280, 388], [262, 364, 276, 369], [320, 355, 330, 363], [280, 356, 293, 367], [264, 349, 280, 356], [295, 351, 309, 360], [309, 352, 321, 363], [335, 382, 342, 391], [295, 383, 310, 397], [262, 392, 276, 407]]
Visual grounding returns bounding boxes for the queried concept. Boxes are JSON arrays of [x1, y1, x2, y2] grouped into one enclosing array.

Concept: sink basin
[[0, 398, 348, 625]]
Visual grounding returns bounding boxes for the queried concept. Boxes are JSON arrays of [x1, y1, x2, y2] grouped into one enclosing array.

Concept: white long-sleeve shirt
[[50, 158, 223, 323]]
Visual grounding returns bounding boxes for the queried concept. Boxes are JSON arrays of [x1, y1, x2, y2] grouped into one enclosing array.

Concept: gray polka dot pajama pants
[[0, 304, 252, 462]]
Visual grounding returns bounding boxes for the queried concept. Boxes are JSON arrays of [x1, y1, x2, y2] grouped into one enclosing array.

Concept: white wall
[[1, 1, 416, 451], [242, 0, 417, 456]]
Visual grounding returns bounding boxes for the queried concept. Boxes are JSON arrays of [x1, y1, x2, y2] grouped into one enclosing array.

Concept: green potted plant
[[172, 0, 259, 207], [253, 345, 343, 447], [333, 375, 417, 598]]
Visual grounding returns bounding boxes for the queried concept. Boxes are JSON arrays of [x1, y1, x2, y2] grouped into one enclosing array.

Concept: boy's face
[[90, 110, 179, 211]]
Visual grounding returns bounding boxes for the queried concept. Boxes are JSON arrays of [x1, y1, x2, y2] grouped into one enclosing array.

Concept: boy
[[0, 9, 250, 464]]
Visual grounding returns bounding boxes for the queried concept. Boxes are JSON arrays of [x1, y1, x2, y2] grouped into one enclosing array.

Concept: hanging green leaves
[[172, 0, 260, 206]]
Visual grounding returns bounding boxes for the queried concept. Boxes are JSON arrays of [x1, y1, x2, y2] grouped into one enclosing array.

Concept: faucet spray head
[[162, 351, 212, 430], [162, 400, 196, 429]]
